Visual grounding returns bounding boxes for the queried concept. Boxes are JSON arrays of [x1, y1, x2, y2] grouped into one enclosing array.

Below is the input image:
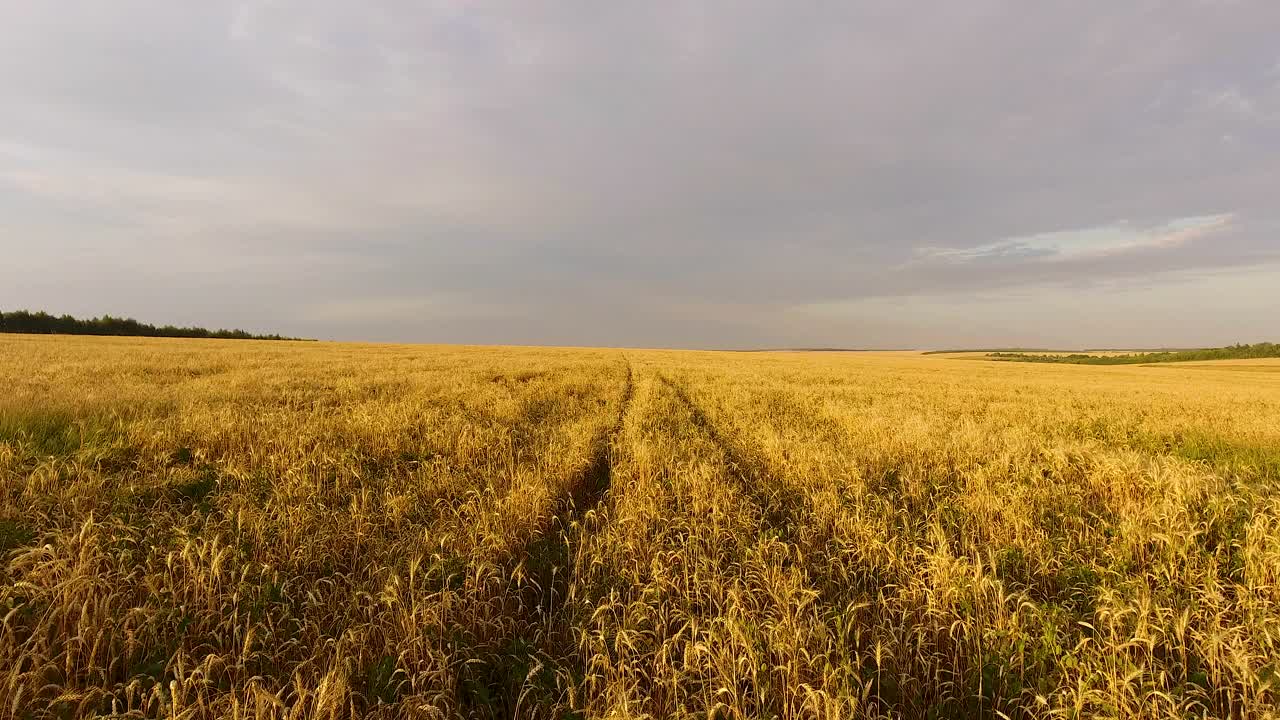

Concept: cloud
[[796, 261, 1280, 351], [915, 213, 1235, 265], [1, 1, 1278, 347]]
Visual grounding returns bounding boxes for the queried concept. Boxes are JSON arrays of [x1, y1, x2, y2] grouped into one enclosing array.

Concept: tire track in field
[[658, 377, 905, 616], [561, 356, 634, 518], [524, 355, 632, 611], [524, 353, 633, 695], [462, 354, 632, 716], [657, 372, 802, 539]]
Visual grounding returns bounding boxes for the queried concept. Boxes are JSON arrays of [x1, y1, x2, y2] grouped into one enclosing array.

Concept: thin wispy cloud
[[916, 214, 1235, 265], [1, 2, 1277, 347]]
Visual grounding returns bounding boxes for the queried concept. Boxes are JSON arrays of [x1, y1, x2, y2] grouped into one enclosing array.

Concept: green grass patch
[[130, 466, 220, 514], [363, 655, 408, 706], [0, 406, 121, 457], [995, 547, 1102, 615], [0, 407, 82, 455], [1167, 432, 1280, 482], [0, 519, 35, 554]]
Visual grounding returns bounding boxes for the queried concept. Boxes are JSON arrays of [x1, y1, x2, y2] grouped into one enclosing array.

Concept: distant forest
[[989, 343, 1280, 365], [0, 310, 304, 341]]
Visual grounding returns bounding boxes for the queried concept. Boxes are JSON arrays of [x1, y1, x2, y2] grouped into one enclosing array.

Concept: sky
[[1, 1, 1277, 349]]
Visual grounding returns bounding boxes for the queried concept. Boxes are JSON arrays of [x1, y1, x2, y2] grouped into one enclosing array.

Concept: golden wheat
[[1, 336, 1277, 719]]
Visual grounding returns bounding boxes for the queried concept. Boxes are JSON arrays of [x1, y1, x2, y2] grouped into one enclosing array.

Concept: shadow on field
[[657, 373, 803, 539], [458, 356, 634, 717]]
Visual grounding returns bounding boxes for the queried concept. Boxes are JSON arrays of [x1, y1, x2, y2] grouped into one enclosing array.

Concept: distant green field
[[988, 342, 1280, 365], [1151, 363, 1280, 373]]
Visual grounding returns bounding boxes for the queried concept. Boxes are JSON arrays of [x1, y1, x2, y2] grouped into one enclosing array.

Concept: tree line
[[0, 309, 305, 341], [988, 343, 1279, 365]]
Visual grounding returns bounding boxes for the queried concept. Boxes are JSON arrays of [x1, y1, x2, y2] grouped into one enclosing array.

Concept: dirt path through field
[[462, 354, 633, 715], [522, 356, 632, 613], [657, 372, 802, 539], [562, 354, 634, 518]]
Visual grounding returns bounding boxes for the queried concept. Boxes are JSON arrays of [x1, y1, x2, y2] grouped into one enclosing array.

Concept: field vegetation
[[986, 343, 1280, 365], [2, 335, 1279, 719]]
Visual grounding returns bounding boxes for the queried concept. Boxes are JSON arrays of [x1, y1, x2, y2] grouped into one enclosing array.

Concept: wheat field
[[1, 335, 1278, 719]]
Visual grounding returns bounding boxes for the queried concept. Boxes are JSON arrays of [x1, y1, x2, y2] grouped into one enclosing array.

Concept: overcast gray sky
[[2, 2, 1277, 348]]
